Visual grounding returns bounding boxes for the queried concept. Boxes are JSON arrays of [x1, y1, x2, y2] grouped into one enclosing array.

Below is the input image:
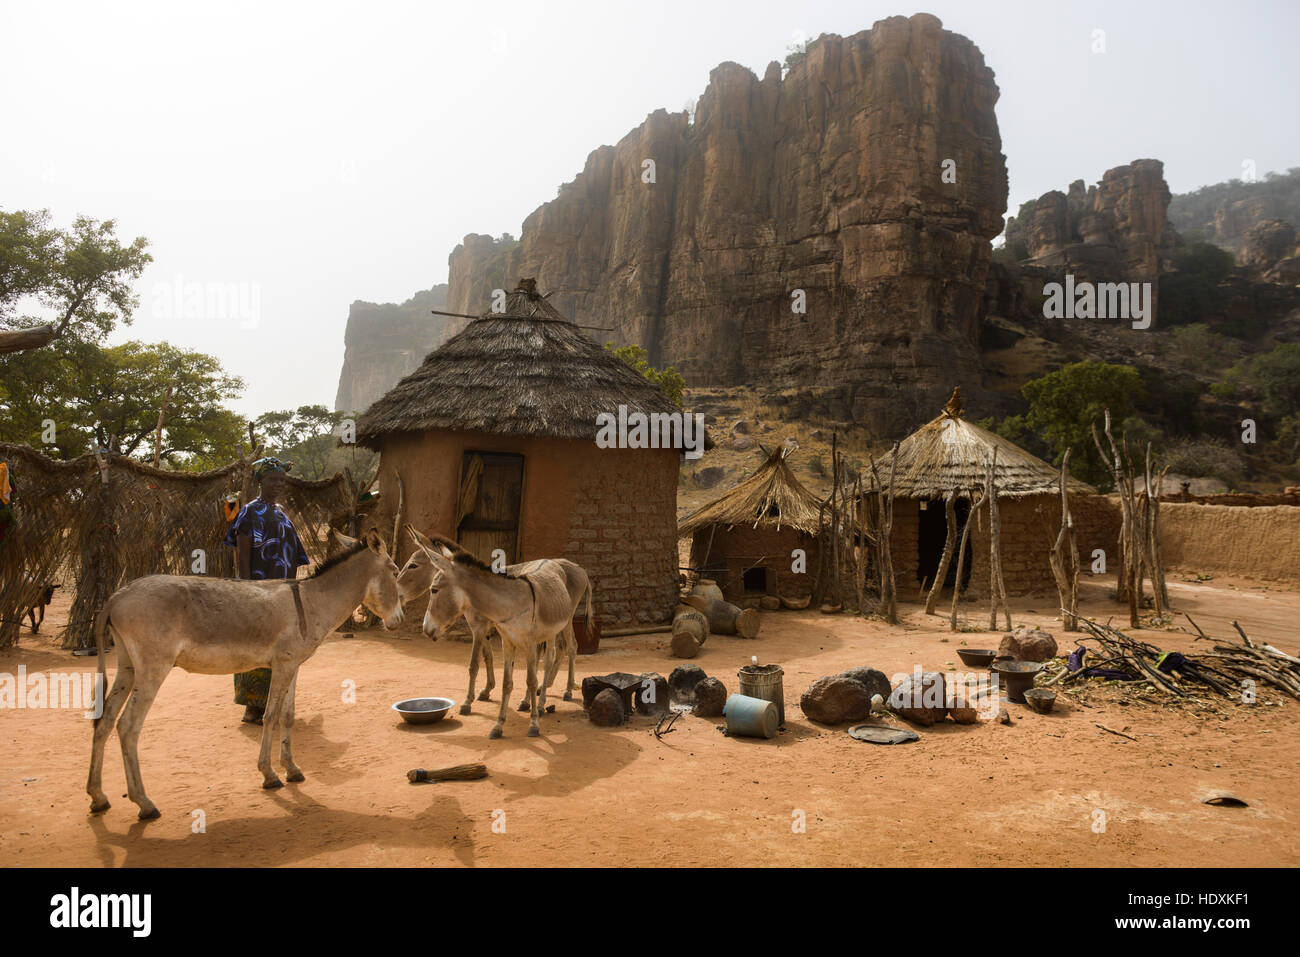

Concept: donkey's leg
[[259, 667, 294, 789], [114, 665, 168, 820], [564, 624, 577, 702], [87, 654, 135, 813], [490, 642, 514, 739], [525, 644, 542, 737], [480, 626, 496, 700], [278, 669, 304, 783], [462, 624, 484, 715]]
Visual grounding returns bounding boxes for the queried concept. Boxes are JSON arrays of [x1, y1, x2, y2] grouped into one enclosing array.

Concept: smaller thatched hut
[[678, 447, 826, 606], [867, 390, 1100, 597]]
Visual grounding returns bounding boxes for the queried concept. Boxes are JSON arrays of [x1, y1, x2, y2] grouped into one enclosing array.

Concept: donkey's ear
[[406, 524, 434, 552], [333, 529, 358, 549], [362, 528, 387, 554]]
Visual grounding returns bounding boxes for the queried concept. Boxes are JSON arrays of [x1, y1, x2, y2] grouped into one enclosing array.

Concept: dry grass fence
[[0, 442, 355, 651]]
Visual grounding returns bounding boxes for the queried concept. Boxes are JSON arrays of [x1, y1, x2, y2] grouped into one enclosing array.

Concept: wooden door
[[456, 451, 524, 565]]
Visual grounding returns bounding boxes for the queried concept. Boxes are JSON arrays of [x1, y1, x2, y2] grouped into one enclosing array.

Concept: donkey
[[87, 528, 403, 820], [408, 527, 592, 738], [395, 539, 582, 714]]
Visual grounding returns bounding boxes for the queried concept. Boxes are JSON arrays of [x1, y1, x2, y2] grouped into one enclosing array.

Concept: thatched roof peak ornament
[[942, 386, 964, 419]]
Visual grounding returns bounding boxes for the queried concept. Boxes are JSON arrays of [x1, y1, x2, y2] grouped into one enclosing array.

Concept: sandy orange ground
[[1, 574, 1297, 867]]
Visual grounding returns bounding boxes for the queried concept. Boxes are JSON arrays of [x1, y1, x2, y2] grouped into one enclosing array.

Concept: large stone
[[668, 664, 708, 704], [800, 675, 874, 725], [998, 626, 1058, 662], [589, 689, 626, 727], [888, 671, 949, 726], [635, 673, 669, 715], [838, 667, 891, 701], [693, 677, 728, 717]]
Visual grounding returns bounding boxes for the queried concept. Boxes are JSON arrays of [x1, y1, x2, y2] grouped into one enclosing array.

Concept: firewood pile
[[1044, 613, 1300, 705]]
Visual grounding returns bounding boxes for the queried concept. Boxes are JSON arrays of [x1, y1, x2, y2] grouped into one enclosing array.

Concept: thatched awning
[[355, 280, 682, 447], [678, 447, 827, 538], [865, 390, 1094, 500]]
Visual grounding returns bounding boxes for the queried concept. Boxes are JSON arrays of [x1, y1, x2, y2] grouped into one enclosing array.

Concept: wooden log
[[681, 594, 760, 638], [0, 323, 57, 355], [950, 487, 984, 632], [671, 606, 708, 658]]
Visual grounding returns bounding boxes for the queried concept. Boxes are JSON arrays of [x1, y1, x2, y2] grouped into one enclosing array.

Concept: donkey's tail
[[584, 575, 595, 635], [92, 606, 110, 725]]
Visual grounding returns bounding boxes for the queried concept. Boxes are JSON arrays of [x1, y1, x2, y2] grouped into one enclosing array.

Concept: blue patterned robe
[[224, 498, 310, 707]]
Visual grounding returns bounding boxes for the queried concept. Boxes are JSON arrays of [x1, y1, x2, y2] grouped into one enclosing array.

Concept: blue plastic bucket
[[723, 694, 779, 739]]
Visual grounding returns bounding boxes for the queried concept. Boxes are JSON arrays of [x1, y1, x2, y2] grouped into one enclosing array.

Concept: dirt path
[[1, 577, 1296, 867]]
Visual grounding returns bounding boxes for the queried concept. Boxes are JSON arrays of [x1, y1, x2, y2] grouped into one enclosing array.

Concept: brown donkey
[[87, 529, 403, 819]]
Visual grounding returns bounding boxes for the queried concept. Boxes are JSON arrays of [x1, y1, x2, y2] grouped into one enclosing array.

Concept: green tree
[[605, 342, 686, 409], [0, 208, 151, 348], [254, 404, 356, 480], [1018, 361, 1145, 488], [0, 338, 245, 463], [1158, 241, 1235, 329], [1251, 344, 1300, 418]]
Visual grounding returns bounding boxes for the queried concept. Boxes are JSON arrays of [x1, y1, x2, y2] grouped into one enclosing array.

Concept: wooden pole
[[152, 385, 174, 471], [1049, 449, 1079, 631], [986, 447, 1011, 631], [924, 490, 958, 615], [950, 486, 985, 632]]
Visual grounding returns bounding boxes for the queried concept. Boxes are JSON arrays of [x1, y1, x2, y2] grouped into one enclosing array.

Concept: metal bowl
[[956, 648, 999, 668], [392, 697, 456, 725], [1024, 688, 1057, 714]]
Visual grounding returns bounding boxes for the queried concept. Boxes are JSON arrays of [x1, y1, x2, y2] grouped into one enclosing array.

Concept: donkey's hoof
[[527, 726, 540, 738], [286, 770, 305, 783], [477, 690, 491, 701], [563, 692, 573, 702], [517, 700, 530, 712], [489, 727, 503, 739], [137, 807, 161, 821], [89, 799, 111, 814], [459, 704, 472, 716], [263, 777, 284, 790]]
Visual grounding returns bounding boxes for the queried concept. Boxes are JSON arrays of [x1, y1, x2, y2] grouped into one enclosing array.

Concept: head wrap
[[252, 457, 293, 482]]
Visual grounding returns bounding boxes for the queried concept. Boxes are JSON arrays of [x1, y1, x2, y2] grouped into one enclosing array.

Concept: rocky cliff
[[447, 13, 1008, 437], [334, 285, 450, 414], [1003, 159, 1176, 287]]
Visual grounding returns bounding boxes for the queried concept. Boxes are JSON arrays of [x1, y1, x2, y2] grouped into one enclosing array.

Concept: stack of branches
[[1185, 614, 1300, 701], [1091, 410, 1170, 628], [0, 441, 354, 651], [1048, 614, 1299, 704]]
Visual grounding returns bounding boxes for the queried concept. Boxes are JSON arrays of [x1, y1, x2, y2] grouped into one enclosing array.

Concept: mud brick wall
[[562, 448, 680, 626], [376, 431, 679, 627], [692, 525, 820, 607], [1159, 502, 1300, 582]]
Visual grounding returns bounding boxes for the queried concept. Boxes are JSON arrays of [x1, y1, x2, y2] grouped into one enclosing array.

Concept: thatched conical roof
[[355, 279, 681, 447], [865, 388, 1094, 499], [678, 446, 827, 538]]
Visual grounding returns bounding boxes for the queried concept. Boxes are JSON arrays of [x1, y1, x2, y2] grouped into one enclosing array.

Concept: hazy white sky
[[3, 0, 1297, 417]]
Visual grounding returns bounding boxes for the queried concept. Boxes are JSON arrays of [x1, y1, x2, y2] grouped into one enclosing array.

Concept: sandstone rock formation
[[334, 285, 451, 414], [1005, 159, 1176, 288], [1242, 219, 1297, 271], [447, 14, 1008, 438]]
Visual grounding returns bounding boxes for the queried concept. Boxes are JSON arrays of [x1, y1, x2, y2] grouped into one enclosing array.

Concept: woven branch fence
[[0, 443, 355, 651]]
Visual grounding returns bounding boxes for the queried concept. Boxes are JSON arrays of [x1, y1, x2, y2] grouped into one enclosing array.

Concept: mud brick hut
[[355, 280, 681, 626], [870, 390, 1098, 598], [677, 446, 826, 606]]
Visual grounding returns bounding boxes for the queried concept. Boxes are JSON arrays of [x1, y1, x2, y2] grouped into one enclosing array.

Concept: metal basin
[[990, 660, 1044, 703], [392, 697, 456, 725], [956, 648, 999, 668], [1024, 688, 1057, 714]]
